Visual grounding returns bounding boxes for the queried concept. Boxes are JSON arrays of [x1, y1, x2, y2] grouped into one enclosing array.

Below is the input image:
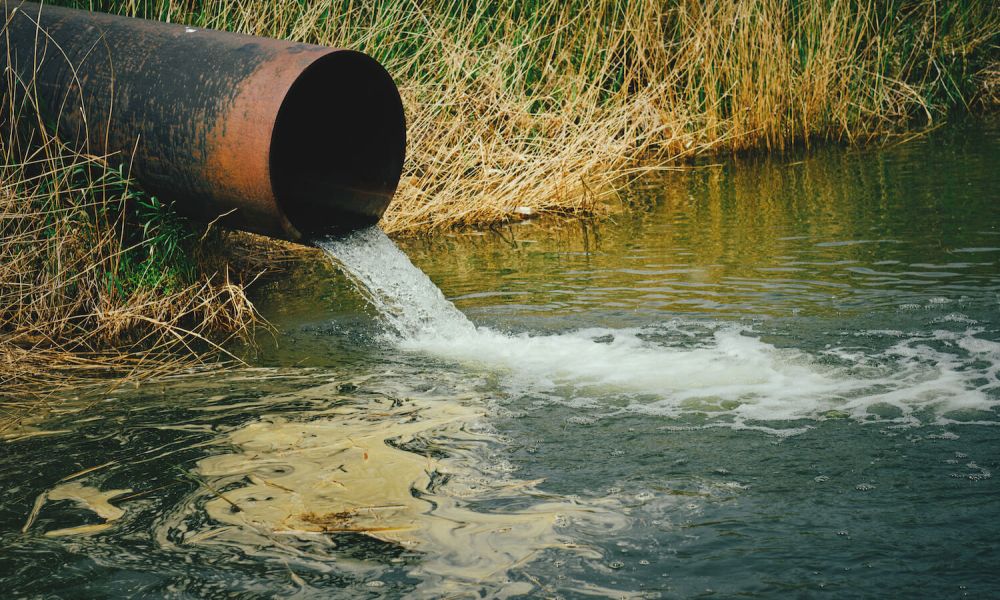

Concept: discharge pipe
[[0, 1, 406, 241]]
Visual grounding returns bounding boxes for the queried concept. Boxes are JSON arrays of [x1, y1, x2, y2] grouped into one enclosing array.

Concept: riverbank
[[2, 0, 997, 414]]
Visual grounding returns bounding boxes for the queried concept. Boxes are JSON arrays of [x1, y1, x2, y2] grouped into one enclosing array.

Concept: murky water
[[2, 120, 998, 598]]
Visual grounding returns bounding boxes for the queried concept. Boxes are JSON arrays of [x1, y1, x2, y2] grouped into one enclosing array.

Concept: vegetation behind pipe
[[61, 0, 997, 232]]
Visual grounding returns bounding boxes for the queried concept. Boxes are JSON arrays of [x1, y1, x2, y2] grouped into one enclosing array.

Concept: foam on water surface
[[318, 227, 1000, 429]]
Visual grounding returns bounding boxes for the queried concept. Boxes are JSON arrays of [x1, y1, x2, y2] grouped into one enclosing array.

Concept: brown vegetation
[[0, 71, 261, 427], [71, 0, 999, 232]]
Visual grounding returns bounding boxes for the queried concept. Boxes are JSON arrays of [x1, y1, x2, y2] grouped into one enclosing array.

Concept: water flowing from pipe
[[317, 227, 998, 429]]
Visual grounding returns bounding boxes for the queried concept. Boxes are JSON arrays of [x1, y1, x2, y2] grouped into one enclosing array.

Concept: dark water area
[[2, 120, 998, 598]]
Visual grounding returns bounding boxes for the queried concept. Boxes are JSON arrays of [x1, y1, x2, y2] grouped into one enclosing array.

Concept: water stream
[[2, 119, 998, 597], [320, 226, 997, 434]]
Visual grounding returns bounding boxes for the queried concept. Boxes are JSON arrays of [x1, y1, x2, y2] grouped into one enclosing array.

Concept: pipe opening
[[270, 50, 406, 238]]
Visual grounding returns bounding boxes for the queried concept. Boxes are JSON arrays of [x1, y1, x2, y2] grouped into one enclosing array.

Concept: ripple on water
[[157, 384, 629, 597]]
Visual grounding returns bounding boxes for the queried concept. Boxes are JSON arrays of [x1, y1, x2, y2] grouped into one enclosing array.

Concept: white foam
[[406, 325, 837, 407], [318, 228, 1000, 430]]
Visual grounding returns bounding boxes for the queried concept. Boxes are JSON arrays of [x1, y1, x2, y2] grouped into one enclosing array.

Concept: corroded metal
[[0, 1, 406, 241]]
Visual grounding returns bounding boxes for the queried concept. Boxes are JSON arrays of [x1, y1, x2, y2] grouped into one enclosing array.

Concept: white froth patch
[[320, 228, 1000, 431], [405, 323, 997, 425], [405, 326, 832, 402], [409, 325, 997, 428]]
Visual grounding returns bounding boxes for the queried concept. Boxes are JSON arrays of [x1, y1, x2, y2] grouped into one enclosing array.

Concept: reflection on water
[[2, 120, 999, 597], [398, 123, 999, 320]]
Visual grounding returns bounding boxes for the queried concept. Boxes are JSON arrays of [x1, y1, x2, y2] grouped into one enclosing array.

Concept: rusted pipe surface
[[1, 1, 406, 241]]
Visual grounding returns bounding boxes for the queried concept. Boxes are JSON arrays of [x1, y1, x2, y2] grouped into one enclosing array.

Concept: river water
[[2, 120, 998, 597]]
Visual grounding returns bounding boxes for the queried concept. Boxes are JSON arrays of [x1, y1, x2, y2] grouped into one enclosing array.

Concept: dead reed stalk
[[67, 0, 998, 232], [0, 30, 262, 427]]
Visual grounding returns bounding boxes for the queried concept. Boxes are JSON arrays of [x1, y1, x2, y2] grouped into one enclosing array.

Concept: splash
[[319, 227, 999, 428], [317, 227, 475, 339]]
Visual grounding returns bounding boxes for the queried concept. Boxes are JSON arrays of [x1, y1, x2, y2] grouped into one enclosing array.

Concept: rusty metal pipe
[[1, 1, 406, 241]]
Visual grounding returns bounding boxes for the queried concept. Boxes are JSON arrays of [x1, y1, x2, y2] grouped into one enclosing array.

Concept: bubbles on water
[[935, 313, 978, 324], [486, 459, 519, 474], [855, 483, 876, 492], [492, 407, 526, 419], [814, 475, 831, 483], [720, 482, 749, 490], [855, 329, 905, 337], [960, 461, 993, 481], [320, 227, 1000, 435]]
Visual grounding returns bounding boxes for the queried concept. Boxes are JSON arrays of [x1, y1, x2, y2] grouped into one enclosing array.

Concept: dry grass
[[0, 51, 262, 428], [72, 0, 1000, 233], [977, 61, 1000, 107]]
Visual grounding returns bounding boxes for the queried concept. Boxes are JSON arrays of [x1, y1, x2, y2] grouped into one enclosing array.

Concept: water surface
[[2, 120, 998, 598]]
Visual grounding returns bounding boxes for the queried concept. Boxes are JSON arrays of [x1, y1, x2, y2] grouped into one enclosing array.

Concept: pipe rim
[[269, 49, 407, 240]]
